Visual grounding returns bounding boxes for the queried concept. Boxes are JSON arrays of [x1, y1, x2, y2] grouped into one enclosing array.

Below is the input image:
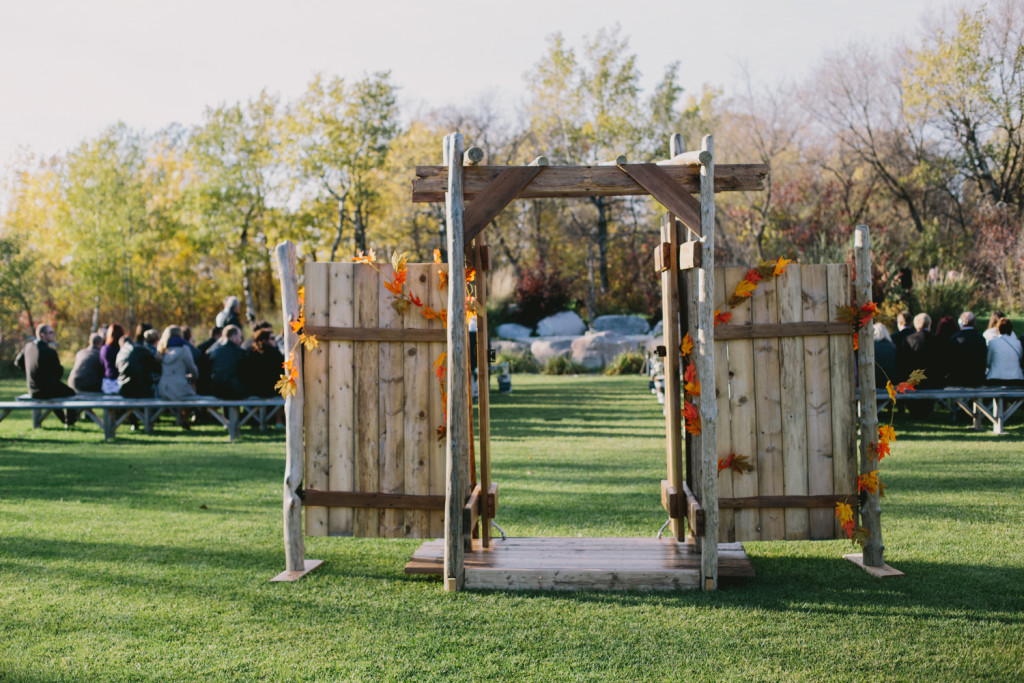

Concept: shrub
[[542, 355, 586, 375], [603, 350, 646, 375], [495, 350, 541, 374], [911, 276, 983, 324], [513, 260, 574, 328]]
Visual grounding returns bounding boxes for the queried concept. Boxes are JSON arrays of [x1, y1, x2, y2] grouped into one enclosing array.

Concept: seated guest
[[873, 323, 896, 388], [946, 311, 987, 387], [181, 326, 201, 367], [196, 326, 222, 395], [244, 328, 285, 397], [209, 325, 246, 399], [242, 321, 273, 350], [100, 324, 125, 394], [215, 296, 242, 329], [934, 315, 958, 342], [15, 324, 77, 424], [892, 310, 913, 353], [897, 313, 941, 417], [134, 323, 153, 345], [142, 327, 160, 357], [69, 333, 104, 393], [156, 326, 198, 401], [116, 335, 160, 398], [983, 310, 1004, 343], [986, 318, 1024, 385]]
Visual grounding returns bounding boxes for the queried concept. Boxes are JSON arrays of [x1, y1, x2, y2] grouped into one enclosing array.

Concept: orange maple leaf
[[744, 269, 763, 285], [433, 248, 442, 264], [684, 379, 701, 396], [733, 278, 758, 299], [853, 333, 859, 351], [383, 276, 404, 297], [682, 401, 701, 434], [289, 318, 304, 334], [409, 293, 423, 307], [835, 501, 855, 527], [714, 310, 733, 326], [718, 454, 734, 472], [895, 381, 917, 394], [773, 257, 792, 277], [886, 380, 897, 402], [858, 470, 881, 495], [878, 424, 896, 445], [680, 333, 693, 356], [438, 268, 449, 290], [465, 268, 476, 283], [876, 441, 891, 460], [857, 301, 878, 328], [297, 286, 305, 307], [683, 361, 697, 385]]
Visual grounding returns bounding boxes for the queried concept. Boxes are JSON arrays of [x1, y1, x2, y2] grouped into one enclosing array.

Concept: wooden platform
[[405, 537, 754, 591]]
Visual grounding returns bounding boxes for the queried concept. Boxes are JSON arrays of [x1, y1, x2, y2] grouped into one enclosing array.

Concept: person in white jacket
[[986, 318, 1024, 384]]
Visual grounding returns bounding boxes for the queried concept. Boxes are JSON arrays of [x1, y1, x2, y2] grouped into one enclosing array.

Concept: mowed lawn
[[1, 374, 1023, 681]]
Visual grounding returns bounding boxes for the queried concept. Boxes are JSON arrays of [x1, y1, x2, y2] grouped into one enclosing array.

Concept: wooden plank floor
[[405, 537, 754, 591]]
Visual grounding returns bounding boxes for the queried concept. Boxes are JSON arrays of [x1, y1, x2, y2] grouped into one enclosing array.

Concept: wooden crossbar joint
[[661, 480, 680, 518], [618, 163, 702, 237], [681, 481, 705, 537], [653, 242, 672, 273]]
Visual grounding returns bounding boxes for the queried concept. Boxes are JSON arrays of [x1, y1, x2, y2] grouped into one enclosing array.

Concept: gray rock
[[495, 323, 533, 340], [536, 311, 586, 337], [491, 340, 529, 355], [570, 331, 647, 370], [530, 337, 574, 365], [592, 314, 650, 335], [651, 320, 664, 337]]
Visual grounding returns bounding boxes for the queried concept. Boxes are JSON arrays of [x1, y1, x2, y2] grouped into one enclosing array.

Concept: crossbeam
[[412, 164, 768, 203]]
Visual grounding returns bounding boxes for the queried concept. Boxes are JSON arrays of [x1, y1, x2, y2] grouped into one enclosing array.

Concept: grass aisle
[[1, 376, 1022, 681]]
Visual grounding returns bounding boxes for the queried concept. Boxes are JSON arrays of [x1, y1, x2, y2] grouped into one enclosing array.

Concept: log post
[[660, 212, 684, 541], [697, 134, 719, 590], [854, 225, 884, 566], [276, 241, 306, 573], [464, 146, 484, 166], [474, 240, 493, 547], [444, 133, 468, 591]]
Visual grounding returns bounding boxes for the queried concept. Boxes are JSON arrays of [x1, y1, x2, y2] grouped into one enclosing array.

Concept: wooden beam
[[462, 166, 546, 242], [658, 149, 712, 166], [304, 489, 446, 510], [653, 242, 671, 273], [618, 163, 702, 236], [464, 146, 484, 166], [444, 132, 467, 592], [679, 241, 702, 270], [718, 494, 857, 509], [681, 481, 705, 537], [528, 156, 549, 166], [713, 321, 852, 340], [660, 213, 684, 540], [661, 480, 680, 518], [303, 326, 446, 343], [412, 164, 769, 202]]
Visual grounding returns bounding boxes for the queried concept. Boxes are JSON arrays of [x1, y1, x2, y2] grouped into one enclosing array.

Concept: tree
[[286, 72, 398, 260]]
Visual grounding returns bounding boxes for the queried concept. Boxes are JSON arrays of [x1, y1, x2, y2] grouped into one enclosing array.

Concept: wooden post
[[697, 134, 719, 590], [854, 225, 883, 566], [444, 133, 468, 591], [271, 240, 322, 582], [660, 212, 684, 541], [474, 241, 493, 547]]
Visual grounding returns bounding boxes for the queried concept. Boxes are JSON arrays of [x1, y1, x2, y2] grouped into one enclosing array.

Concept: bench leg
[[103, 408, 116, 442], [994, 398, 1005, 436], [144, 407, 156, 435], [229, 407, 240, 441], [972, 401, 984, 431]]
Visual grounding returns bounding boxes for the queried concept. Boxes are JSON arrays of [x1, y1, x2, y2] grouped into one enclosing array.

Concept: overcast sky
[[0, 0, 942, 167]]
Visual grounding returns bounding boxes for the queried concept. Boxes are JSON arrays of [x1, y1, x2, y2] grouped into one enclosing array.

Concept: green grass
[[1, 376, 1023, 681]]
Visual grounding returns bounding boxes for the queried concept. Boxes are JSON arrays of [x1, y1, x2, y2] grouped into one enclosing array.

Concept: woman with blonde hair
[[157, 325, 198, 403]]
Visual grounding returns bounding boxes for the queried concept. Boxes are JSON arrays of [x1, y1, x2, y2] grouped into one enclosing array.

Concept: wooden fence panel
[[378, 264, 405, 537], [328, 263, 355, 535], [404, 264, 432, 538], [428, 264, 447, 537], [303, 263, 330, 537], [706, 264, 854, 542]]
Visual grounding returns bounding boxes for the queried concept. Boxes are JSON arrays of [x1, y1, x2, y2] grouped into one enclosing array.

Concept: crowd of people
[[873, 310, 1024, 417], [14, 296, 285, 426]]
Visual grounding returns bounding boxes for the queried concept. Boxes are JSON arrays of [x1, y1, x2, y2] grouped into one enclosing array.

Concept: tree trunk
[[91, 294, 100, 333], [329, 199, 345, 262], [585, 242, 598, 323], [353, 204, 367, 254], [592, 197, 610, 293], [242, 262, 257, 324]]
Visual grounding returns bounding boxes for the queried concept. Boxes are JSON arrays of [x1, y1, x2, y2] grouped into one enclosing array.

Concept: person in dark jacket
[[946, 311, 987, 387], [15, 324, 77, 424], [115, 336, 160, 398], [100, 323, 125, 394], [243, 328, 285, 397], [209, 325, 246, 399], [196, 326, 222, 395], [873, 323, 897, 388], [891, 311, 913, 360], [897, 313, 941, 417], [69, 333, 104, 393]]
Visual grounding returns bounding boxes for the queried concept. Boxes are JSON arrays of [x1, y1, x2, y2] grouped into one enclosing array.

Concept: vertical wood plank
[[444, 132, 467, 591], [302, 262, 330, 537], [723, 266, 759, 541], [827, 263, 857, 539], [660, 212, 684, 541], [684, 262, 702, 521], [697, 134, 718, 590], [404, 264, 432, 538], [855, 226, 883, 565], [275, 241, 305, 571], [751, 276, 785, 540], [328, 263, 355, 535], [378, 263, 405, 537], [802, 265, 834, 539], [777, 266, 809, 540], [712, 268, 734, 542], [354, 263, 380, 538], [427, 262, 446, 537], [473, 243, 493, 547]]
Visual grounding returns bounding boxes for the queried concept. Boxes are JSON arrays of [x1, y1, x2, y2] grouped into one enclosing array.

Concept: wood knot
[[407, 348, 417, 357]]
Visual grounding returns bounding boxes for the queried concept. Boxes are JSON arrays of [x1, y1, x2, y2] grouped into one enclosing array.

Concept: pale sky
[[0, 0, 942, 168]]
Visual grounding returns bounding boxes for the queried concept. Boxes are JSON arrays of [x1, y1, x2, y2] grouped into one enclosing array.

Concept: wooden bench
[[0, 393, 284, 442], [872, 386, 1024, 435]]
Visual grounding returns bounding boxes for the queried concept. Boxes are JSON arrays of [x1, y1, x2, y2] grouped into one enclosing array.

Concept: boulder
[[496, 323, 532, 340], [530, 337, 574, 365], [536, 311, 586, 337], [571, 331, 646, 370], [592, 314, 650, 335], [651, 319, 664, 337]]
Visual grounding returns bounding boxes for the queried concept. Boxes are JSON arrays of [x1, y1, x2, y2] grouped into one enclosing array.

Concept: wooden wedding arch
[[272, 131, 885, 591]]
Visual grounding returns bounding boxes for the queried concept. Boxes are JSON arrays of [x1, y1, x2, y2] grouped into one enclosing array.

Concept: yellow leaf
[[878, 424, 896, 445], [773, 257, 792, 277], [733, 278, 758, 299], [834, 502, 855, 526], [680, 333, 693, 357], [886, 380, 896, 402], [433, 248, 442, 264], [300, 333, 319, 351]]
